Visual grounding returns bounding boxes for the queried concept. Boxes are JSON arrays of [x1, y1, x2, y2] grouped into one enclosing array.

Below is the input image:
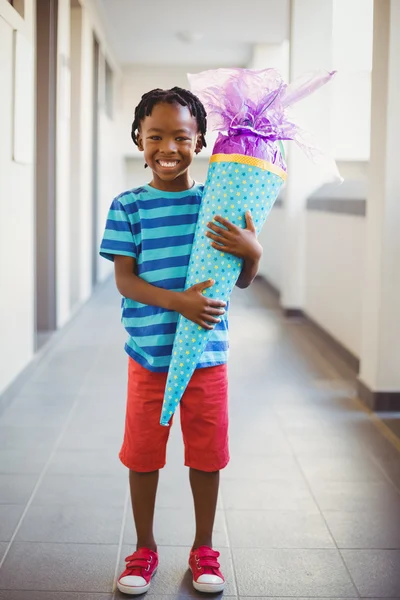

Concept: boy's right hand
[[175, 279, 226, 330]]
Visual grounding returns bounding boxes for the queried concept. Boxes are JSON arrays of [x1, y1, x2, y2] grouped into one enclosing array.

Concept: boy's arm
[[114, 255, 179, 311], [114, 255, 226, 330], [236, 256, 261, 289]]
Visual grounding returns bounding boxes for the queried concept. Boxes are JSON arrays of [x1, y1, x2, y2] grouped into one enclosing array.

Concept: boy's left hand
[[206, 211, 263, 262]]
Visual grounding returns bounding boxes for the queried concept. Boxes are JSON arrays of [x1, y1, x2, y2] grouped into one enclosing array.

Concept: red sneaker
[[117, 548, 158, 595], [189, 546, 226, 593]]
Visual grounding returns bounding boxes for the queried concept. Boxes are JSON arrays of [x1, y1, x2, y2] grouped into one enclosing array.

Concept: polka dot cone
[[160, 156, 285, 426]]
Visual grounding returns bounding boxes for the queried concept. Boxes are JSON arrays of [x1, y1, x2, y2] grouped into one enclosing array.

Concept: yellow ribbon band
[[210, 153, 287, 181]]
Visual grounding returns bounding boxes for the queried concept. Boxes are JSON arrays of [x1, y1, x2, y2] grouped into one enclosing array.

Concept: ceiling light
[[176, 31, 204, 44]]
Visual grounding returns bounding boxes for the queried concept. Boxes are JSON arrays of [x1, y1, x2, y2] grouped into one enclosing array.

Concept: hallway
[[0, 279, 399, 599]]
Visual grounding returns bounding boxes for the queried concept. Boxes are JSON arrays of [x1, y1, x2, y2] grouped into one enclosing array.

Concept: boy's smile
[[156, 159, 180, 169], [137, 102, 202, 192]]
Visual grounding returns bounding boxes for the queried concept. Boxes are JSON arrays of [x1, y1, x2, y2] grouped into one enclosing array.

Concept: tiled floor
[[0, 278, 399, 599]]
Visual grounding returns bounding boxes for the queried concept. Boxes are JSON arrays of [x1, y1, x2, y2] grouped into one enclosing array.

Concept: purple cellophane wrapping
[[189, 68, 342, 180]]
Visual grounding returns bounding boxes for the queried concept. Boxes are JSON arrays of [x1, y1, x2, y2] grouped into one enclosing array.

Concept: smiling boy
[[100, 87, 262, 595]]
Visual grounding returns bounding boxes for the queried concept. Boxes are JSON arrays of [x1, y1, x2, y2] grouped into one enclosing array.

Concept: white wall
[[0, 0, 35, 395], [331, 0, 373, 160], [305, 212, 365, 357], [249, 42, 290, 81], [260, 205, 365, 357], [258, 207, 285, 291], [256, 0, 373, 358]]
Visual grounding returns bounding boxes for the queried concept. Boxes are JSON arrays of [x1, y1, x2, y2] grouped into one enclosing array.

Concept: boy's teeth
[[159, 161, 178, 167]]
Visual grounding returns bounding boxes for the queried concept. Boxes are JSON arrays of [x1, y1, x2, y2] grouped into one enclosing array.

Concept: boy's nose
[[160, 139, 178, 153]]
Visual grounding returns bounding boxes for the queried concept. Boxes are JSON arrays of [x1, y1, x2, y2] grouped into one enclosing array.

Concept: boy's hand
[[176, 279, 226, 330], [206, 211, 263, 262]]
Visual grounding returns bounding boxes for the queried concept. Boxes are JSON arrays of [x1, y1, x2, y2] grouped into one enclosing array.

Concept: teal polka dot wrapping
[[160, 158, 285, 426]]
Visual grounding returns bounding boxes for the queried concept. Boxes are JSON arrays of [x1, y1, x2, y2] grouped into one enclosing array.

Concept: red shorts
[[119, 358, 229, 473]]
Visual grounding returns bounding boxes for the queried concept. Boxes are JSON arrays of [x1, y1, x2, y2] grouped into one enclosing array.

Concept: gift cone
[[160, 67, 340, 426], [160, 154, 285, 425]]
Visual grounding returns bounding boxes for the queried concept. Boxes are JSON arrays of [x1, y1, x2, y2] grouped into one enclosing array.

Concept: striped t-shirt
[[100, 184, 229, 372]]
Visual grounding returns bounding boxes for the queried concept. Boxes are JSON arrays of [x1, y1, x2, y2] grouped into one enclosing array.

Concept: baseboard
[[283, 308, 304, 319], [302, 313, 360, 373], [357, 379, 400, 412]]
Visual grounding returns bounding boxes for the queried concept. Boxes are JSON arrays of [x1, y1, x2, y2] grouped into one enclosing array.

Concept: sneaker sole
[[193, 579, 226, 594], [117, 567, 157, 596]]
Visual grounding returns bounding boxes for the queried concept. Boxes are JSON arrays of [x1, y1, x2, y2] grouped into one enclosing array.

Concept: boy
[[100, 87, 262, 595]]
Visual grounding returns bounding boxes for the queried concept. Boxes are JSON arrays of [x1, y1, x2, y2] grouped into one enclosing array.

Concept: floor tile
[[232, 547, 358, 597], [124, 508, 228, 548], [33, 474, 127, 507], [341, 549, 400, 597], [0, 542, 117, 592], [0, 449, 49, 475], [118, 545, 236, 597], [68, 405, 125, 431], [287, 432, 367, 457], [0, 542, 7, 561], [298, 455, 386, 482], [59, 427, 122, 451], [221, 478, 318, 511], [223, 455, 304, 482], [156, 470, 195, 509], [229, 432, 293, 457], [226, 510, 335, 548], [115, 595, 235, 600], [324, 509, 400, 549], [311, 480, 400, 512], [0, 426, 58, 451], [47, 450, 126, 478], [0, 593, 113, 600], [12, 380, 81, 398], [0, 505, 24, 541], [0, 475, 37, 504], [16, 504, 124, 544]]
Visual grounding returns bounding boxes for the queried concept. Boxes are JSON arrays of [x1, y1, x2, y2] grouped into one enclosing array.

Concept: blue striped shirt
[[100, 184, 229, 372]]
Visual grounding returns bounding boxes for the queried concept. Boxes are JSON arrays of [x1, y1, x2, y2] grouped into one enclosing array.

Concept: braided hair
[[131, 87, 207, 148]]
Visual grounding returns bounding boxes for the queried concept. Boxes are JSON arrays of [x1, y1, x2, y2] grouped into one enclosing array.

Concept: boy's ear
[[195, 135, 203, 155], [137, 133, 144, 151]]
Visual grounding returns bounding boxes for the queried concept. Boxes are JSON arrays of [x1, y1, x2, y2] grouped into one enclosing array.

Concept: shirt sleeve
[[99, 197, 139, 262]]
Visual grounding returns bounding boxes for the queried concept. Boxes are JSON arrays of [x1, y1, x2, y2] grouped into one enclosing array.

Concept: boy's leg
[[117, 360, 171, 595], [119, 359, 171, 549], [181, 364, 229, 550], [130, 469, 159, 552], [189, 468, 219, 549], [182, 365, 228, 593]]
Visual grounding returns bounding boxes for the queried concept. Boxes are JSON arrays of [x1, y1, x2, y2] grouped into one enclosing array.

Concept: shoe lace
[[194, 548, 221, 574], [124, 549, 154, 576]]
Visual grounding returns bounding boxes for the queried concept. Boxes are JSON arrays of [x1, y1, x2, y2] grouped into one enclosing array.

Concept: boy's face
[[137, 102, 203, 190]]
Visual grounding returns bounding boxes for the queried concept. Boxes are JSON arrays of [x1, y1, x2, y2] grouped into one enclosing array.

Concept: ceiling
[[95, 0, 290, 67]]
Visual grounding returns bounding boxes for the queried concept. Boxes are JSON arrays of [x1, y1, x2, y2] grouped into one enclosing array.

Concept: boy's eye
[[176, 137, 190, 142]]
